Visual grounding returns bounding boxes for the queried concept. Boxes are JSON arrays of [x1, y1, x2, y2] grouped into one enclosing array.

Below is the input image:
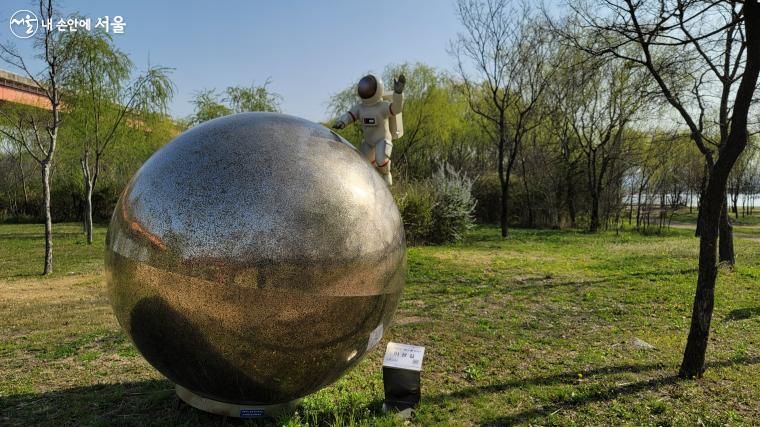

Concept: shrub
[[393, 182, 435, 245], [428, 165, 476, 244], [394, 164, 476, 245]]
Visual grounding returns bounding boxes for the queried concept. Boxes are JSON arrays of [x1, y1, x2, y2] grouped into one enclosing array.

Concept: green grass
[[671, 207, 760, 227], [1, 223, 759, 426], [0, 223, 107, 279]]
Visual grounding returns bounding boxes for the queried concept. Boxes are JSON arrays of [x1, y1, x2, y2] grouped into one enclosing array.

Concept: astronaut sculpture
[[333, 74, 406, 185]]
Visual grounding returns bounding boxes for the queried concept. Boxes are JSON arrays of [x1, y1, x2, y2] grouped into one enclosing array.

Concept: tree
[[558, 0, 760, 378], [225, 80, 281, 113], [451, 0, 553, 237], [63, 30, 174, 243], [567, 57, 651, 231], [0, 0, 72, 275], [186, 81, 281, 127], [727, 145, 756, 218]]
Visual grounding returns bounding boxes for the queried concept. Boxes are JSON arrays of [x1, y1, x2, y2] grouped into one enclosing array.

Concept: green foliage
[[394, 182, 435, 245], [185, 89, 232, 126], [429, 165, 477, 243], [185, 81, 281, 127], [225, 79, 281, 113], [394, 165, 476, 245]]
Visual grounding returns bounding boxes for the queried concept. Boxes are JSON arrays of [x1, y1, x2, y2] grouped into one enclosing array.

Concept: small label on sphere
[[240, 409, 265, 418], [383, 342, 425, 371], [367, 323, 384, 350]]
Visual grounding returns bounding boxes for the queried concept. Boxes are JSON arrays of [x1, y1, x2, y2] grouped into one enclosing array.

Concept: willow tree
[[62, 30, 174, 243]]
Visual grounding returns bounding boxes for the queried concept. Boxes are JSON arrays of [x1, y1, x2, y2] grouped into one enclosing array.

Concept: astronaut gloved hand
[[393, 74, 406, 94], [332, 120, 345, 130]]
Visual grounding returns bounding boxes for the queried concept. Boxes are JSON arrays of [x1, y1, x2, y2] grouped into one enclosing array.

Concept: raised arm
[[333, 104, 360, 129], [389, 74, 406, 116]]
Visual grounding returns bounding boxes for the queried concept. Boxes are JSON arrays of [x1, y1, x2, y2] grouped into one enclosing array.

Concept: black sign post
[[381, 342, 425, 417]]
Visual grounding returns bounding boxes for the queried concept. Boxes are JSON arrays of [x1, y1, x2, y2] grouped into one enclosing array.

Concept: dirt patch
[[0, 274, 103, 302]]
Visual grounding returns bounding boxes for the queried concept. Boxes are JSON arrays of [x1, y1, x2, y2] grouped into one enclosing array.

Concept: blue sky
[[2, 0, 472, 122]]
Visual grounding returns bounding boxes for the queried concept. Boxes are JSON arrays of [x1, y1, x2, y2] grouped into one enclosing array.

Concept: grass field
[[1, 221, 759, 426], [671, 207, 760, 227]]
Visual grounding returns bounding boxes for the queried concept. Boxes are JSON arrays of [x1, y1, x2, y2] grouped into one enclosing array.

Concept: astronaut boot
[[376, 160, 392, 186]]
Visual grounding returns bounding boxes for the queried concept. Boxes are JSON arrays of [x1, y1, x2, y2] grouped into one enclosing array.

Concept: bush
[[394, 164, 476, 245], [428, 165, 476, 243], [393, 182, 435, 245]]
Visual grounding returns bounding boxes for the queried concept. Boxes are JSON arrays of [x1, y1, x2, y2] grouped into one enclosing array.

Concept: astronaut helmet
[[358, 74, 384, 105]]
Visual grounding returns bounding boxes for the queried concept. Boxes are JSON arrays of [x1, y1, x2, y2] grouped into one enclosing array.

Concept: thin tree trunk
[[519, 156, 534, 228], [498, 126, 509, 238], [500, 181, 509, 237], [81, 155, 95, 244], [718, 201, 735, 265], [688, 188, 693, 214], [695, 164, 708, 237], [628, 177, 636, 225], [18, 159, 28, 211], [41, 162, 53, 275], [590, 191, 600, 232], [84, 182, 93, 244], [566, 177, 577, 228]]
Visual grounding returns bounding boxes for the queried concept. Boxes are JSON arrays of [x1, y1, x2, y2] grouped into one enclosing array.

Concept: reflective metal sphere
[[105, 112, 406, 405]]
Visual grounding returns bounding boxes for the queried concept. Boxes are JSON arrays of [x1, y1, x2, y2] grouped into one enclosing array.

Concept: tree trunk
[[679, 193, 719, 378], [628, 178, 636, 225], [688, 188, 693, 214], [695, 164, 708, 237], [566, 179, 577, 228], [590, 191, 600, 232], [680, 0, 758, 376], [718, 201, 735, 265], [41, 162, 53, 275], [498, 127, 509, 238], [18, 159, 28, 212], [84, 181, 94, 244], [520, 156, 534, 228], [500, 181, 510, 238], [81, 155, 96, 245]]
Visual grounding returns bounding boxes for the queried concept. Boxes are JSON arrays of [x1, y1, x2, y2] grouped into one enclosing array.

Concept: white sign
[[383, 342, 425, 371], [367, 323, 384, 351]]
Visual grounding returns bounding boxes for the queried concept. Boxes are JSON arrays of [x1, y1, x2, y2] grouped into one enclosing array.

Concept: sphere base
[[176, 384, 301, 419]]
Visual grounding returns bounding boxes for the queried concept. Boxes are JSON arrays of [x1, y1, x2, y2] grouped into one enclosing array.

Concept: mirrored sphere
[[105, 112, 406, 404]]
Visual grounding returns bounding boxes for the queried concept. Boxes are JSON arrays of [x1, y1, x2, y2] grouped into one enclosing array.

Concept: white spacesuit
[[334, 74, 405, 185]]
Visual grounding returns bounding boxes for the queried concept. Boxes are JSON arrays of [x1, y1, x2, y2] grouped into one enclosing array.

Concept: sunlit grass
[[1, 223, 758, 425]]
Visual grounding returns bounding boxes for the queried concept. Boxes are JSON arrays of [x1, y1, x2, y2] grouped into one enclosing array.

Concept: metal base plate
[[175, 384, 301, 419]]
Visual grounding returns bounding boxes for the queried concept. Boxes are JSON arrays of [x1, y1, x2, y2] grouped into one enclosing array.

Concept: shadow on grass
[[424, 356, 760, 425], [0, 232, 89, 240], [724, 307, 760, 321], [0, 378, 386, 427]]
